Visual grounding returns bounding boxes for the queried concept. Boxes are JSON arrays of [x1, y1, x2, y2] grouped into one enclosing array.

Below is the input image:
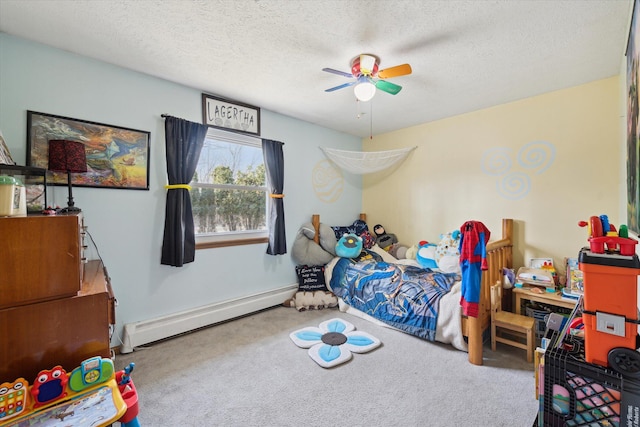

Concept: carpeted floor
[[114, 306, 539, 426]]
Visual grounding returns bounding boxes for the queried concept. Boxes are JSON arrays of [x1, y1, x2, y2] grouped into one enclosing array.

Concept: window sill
[[196, 236, 269, 249]]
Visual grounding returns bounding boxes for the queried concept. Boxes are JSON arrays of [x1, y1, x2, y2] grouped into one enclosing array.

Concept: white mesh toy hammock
[[321, 146, 416, 174]]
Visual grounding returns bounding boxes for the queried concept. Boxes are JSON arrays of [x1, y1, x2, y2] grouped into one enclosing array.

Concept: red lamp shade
[[47, 139, 87, 212], [48, 140, 87, 173]]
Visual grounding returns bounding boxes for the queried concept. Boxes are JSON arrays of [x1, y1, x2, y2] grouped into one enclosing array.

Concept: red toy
[[30, 366, 68, 408], [578, 215, 638, 256], [116, 363, 140, 427]]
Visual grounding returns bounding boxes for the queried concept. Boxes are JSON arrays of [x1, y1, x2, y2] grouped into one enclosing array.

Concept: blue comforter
[[329, 258, 461, 341]]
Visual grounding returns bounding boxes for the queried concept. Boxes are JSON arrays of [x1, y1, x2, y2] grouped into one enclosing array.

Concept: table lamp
[[48, 139, 87, 213]]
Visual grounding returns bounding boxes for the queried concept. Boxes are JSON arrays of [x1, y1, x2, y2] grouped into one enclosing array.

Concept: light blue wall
[[0, 33, 362, 344]]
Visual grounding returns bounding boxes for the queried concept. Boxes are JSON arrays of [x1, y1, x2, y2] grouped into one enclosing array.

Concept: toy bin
[[541, 333, 640, 427], [578, 248, 640, 367]]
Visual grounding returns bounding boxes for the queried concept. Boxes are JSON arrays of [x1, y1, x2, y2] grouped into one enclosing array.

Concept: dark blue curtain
[[161, 116, 208, 266], [262, 139, 286, 255]]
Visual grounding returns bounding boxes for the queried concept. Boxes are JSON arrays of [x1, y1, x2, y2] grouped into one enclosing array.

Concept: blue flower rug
[[289, 318, 381, 368]]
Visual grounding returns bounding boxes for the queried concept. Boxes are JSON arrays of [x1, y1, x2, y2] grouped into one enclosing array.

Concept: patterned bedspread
[[328, 258, 461, 341]]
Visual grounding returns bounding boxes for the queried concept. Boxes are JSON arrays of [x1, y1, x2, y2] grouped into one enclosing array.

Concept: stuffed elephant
[[291, 222, 337, 266]]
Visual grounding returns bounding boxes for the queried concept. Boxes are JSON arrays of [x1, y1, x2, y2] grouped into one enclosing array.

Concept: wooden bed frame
[[311, 213, 513, 366]]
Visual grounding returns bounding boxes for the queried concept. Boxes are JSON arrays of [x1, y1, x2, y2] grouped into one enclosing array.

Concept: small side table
[[513, 287, 577, 315]]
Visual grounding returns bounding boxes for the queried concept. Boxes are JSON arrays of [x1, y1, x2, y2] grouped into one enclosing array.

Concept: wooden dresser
[[0, 214, 115, 382]]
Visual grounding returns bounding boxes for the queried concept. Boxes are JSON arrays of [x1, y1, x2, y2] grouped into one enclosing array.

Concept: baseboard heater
[[120, 283, 297, 353]]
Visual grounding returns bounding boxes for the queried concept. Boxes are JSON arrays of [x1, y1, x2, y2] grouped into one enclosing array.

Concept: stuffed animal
[[405, 244, 418, 260], [415, 241, 438, 269], [291, 222, 337, 266], [373, 224, 398, 249], [283, 290, 338, 312], [373, 224, 408, 258], [434, 230, 462, 273], [435, 230, 461, 263], [331, 219, 375, 249], [335, 233, 363, 258]]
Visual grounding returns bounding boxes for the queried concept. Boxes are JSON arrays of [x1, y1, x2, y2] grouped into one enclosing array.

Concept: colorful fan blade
[[325, 81, 357, 92], [375, 79, 402, 95], [322, 68, 354, 78], [377, 63, 412, 79]]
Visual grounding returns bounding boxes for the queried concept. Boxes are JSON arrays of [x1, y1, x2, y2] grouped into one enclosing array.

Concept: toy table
[[2, 379, 125, 427]]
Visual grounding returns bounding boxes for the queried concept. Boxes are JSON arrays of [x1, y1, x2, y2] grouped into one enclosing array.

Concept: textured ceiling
[[0, 0, 633, 138]]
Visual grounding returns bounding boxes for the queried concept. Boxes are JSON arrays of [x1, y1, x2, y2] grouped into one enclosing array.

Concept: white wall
[[0, 33, 362, 345]]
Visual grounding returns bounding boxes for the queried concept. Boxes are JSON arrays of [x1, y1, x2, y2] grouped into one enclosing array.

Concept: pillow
[[331, 219, 374, 249], [295, 265, 328, 292]]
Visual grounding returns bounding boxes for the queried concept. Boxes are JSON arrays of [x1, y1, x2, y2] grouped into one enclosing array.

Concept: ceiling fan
[[322, 54, 412, 102]]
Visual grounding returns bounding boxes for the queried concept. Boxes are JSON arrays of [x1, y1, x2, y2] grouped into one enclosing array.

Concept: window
[[191, 128, 268, 248]]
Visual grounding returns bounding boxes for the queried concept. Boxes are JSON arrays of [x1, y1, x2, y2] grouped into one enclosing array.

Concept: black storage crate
[[541, 332, 640, 426]]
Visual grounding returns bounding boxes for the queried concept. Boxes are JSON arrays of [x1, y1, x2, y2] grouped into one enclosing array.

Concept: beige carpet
[[114, 306, 539, 426]]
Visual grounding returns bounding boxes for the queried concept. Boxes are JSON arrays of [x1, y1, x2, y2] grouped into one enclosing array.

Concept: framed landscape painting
[[27, 111, 150, 190]]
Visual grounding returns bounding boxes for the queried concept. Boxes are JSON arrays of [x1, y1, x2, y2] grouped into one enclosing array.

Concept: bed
[[310, 213, 514, 366]]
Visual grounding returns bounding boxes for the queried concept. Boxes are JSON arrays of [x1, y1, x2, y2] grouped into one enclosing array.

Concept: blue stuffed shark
[[415, 241, 438, 269]]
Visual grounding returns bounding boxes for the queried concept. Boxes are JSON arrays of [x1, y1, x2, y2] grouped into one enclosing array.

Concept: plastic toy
[[578, 214, 638, 256], [116, 363, 140, 427], [69, 356, 115, 392], [1, 357, 127, 426], [30, 366, 69, 408], [0, 378, 29, 422]]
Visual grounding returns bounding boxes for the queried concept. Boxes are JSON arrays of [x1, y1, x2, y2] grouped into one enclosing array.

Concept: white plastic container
[[0, 175, 26, 216]]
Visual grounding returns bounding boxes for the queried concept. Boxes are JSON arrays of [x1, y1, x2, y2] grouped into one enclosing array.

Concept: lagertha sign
[[202, 94, 260, 136]]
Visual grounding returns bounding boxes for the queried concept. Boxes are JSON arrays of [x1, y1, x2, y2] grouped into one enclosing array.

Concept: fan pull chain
[[369, 101, 373, 140]]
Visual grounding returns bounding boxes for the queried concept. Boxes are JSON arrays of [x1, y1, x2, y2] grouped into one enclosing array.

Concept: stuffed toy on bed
[[331, 219, 375, 249], [291, 222, 337, 266], [335, 233, 363, 258], [372, 224, 408, 259], [435, 230, 462, 274], [415, 241, 438, 269]]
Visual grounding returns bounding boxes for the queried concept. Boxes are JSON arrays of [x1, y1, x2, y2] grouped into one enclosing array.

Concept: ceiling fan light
[[359, 54, 376, 75], [354, 81, 376, 102]]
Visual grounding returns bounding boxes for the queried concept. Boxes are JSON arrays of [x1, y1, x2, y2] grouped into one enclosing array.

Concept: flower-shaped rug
[[289, 318, 381, 368]]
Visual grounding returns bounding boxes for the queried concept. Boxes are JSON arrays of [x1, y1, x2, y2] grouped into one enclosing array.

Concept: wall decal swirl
[[496, 172, 531, 200], [482, 140, 555, 200], [481, 147, 513, 176], [518, 140, 556, 174]]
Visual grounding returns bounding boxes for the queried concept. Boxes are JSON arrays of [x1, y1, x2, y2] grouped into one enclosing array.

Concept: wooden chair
[[490, 282, 535, 362]]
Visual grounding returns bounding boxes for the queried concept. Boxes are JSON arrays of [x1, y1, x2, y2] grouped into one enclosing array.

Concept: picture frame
[[0, 129, 16, 165], [202, 93, 260, 136], [27, 111, 150, 190], [626, 0, 640, 233]]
